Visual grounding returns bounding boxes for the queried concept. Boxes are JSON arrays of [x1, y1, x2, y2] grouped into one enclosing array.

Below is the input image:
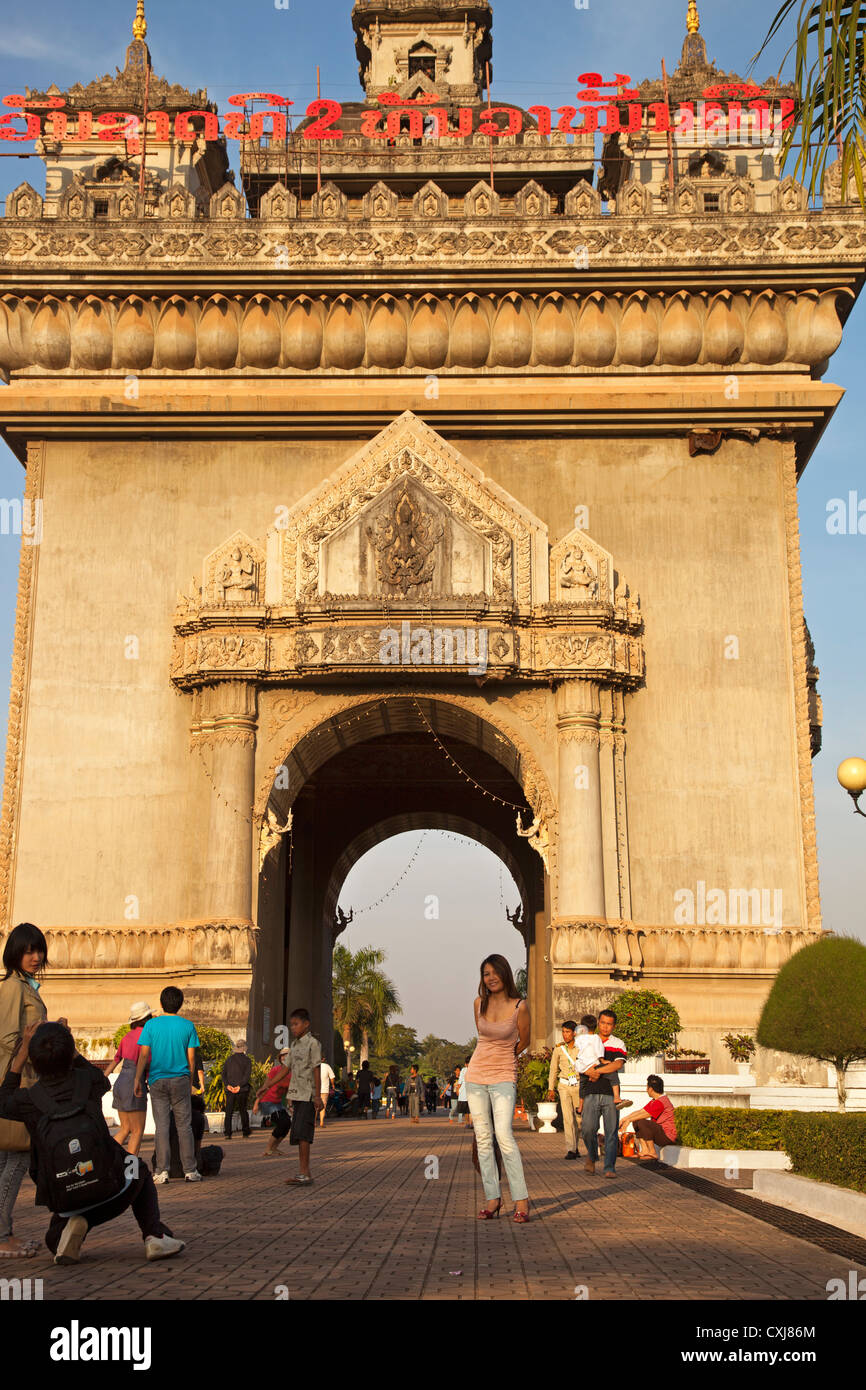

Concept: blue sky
[[0, 1, 863, 1041]]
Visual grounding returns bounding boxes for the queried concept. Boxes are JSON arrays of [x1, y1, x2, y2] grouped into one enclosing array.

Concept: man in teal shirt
[[134, 987, 201, 1184]]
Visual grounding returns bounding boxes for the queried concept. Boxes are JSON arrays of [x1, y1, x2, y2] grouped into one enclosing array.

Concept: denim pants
[[449, 1096, 459, 1121], [149, 1075, 196, 1176], [0, 1149, 29, 1239], [581, 1093, 618, 1172], [385, 1086, 398, 1116], [465, 1081, 528, 1202]]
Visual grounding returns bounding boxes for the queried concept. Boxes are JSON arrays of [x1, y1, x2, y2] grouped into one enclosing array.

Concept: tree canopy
[[757, 935, 866, 1108]]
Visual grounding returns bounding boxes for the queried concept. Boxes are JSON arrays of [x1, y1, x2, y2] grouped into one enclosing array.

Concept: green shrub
[[112, 1024, 130, 1049], [673, 1106, 790, 1150], [614, 990, 681, 1059], [517, 1051, 552, 1108], [781, 1112, 866, 1194], [757, 936, 866, 1109]]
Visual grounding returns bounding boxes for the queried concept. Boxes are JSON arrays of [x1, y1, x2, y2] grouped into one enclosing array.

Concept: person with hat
[[105, 1001, 152, 1156], [254, 1048, 291, 1155]]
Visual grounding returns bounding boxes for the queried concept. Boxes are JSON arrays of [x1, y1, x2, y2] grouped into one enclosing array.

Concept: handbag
[[621, 1132, 636, 1158], [471, 1132, 503, 1179]]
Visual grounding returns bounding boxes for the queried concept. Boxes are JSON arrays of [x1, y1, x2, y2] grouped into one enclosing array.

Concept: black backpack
[[30, 1068, 127, 1213]]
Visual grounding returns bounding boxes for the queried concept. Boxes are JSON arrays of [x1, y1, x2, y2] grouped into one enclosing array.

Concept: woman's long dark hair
[[2, 922, 49, 980], [477, 953, 520, 1016]]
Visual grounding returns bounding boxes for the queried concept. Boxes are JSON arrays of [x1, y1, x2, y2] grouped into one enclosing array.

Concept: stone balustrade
[[550, 920, 822, 971], [13, 923, 259, 971]]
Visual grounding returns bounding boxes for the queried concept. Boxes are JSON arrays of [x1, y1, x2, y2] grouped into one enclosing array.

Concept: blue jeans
[[465, 1081, 529, 1202], [385, 1087, 398, 1117], [581, 1093, 618, 1172], [449, 1096, 458, 1120]]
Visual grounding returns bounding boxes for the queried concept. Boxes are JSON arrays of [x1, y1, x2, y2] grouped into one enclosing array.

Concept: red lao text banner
[[0, 80, 796, 147]]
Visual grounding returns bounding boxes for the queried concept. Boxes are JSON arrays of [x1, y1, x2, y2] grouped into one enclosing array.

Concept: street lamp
[[837, 757, 866, 818]]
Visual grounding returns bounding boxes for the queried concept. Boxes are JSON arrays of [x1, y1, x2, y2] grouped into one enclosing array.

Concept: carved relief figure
[[516, 809, 550, 873], [259, 806, 292, 869], [559, 544, 598, 599], [218, 546, 257, 604], [367, 487, 444, 596]]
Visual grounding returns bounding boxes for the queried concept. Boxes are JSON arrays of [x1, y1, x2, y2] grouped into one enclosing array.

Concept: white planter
[[736, 1063, 753, 1078], [535, 1101, 558, 1134]]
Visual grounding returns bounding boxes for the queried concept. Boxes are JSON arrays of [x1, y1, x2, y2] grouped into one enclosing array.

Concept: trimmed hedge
[[673, 1106, 789, 1151], [780, 1112, 866, 1195]]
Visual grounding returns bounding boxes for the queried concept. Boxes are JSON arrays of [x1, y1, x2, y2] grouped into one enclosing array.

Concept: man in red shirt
[[619, 1075, 677, 1160]]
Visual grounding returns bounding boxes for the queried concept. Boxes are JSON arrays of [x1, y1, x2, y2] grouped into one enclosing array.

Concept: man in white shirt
[[547, 1019, 603, 1160], [318, 1057, 335, 1127]]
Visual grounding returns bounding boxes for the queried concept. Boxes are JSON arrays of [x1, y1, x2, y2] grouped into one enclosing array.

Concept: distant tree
[[417, 1035, 477, 1080], [332, 945, 400, 1073], [380, 1023, 420, 1071], [757, 936, 866, 1109]]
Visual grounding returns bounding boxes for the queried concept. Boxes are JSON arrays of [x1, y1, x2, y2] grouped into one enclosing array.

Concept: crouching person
[[0, 1021, 185, 1265]]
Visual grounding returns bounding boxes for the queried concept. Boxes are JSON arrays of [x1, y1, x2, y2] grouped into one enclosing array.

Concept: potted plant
[[516, 1051, 553, 1130], [722, 1032, 756, 1076], [664, 1040, 711, 1075]]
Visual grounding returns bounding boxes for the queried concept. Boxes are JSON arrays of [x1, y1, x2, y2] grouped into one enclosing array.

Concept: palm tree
[[755, 3, 866, 203], [331, 944, 401, 1073]]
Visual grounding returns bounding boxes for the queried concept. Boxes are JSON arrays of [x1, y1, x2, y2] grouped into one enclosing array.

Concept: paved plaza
[[9, 1114, 865, 1302]]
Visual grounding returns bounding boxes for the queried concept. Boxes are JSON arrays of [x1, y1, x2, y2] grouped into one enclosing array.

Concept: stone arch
[[256, 689, 556, 863], [323, 811, 532, 943]]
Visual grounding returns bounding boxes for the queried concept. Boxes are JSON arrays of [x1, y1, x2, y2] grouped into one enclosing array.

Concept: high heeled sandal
[[512, 1203, 531, 1224], [477, 1200, 502, 1219]]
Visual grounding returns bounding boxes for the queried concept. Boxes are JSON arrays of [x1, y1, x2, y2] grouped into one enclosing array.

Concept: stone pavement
[[9, 1114, 865, 1301]]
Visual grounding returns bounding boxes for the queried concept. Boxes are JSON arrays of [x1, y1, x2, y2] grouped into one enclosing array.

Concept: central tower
[[352, 0, 492, 101]]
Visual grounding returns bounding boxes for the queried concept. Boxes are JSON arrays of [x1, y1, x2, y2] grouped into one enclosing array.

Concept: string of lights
[[411, 697, 528, 812]]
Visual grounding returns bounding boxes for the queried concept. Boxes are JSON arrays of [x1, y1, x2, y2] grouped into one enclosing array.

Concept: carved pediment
[[203, 531, 265, 607], [549, 529, 614, 605], [5, 182, 42, 220], [269, 412, 548, 611]]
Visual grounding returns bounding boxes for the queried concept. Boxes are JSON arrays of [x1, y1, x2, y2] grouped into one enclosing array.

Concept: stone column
[[554, 680, 606, 920], [285, 806, 315, 1016], [198, 682, 258, 923]]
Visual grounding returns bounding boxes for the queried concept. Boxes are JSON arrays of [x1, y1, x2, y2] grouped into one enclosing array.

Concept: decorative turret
[[680, 0, 709, 73], [351, 0, 493, 102]]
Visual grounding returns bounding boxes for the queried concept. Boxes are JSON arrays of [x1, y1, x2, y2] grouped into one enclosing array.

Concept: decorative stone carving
[[363, 181, 399, 219], [773, 176, 808, 214], [722, 178, 755, 215], [550, 528, 614, 604], [617, 179, 652, 217], [198, 633, 267, 671], [367, 486, 444, 595], [156, 183, 196, 220], [563, 181, 601, 217], [516, 809, 550, 873], [258, 805, 292, 869], [5, 183, 42, 220], [203, 531, 265, 606], [464, 181, 501, 217], [512, 181, 550, 218], [209, 181, 245, 220], [310, 181, 348, 219], [59, 180, 90, 220], [0, 289, 851, 375], [259, 181, 298, 220], [413, 180, 449, 218], [275, 412, 540, 608]]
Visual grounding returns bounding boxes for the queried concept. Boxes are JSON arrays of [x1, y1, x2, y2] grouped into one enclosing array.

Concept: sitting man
[[0, 1022, 184, 1264], [619, 1074, 677, 1160]]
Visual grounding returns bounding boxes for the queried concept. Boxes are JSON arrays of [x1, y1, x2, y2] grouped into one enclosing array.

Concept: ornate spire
[[686, 0, 700, 33], [132, 0, 147, 41]]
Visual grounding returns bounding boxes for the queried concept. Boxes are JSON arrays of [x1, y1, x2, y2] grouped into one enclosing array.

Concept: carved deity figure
[[259, 806, 292, 869], [516, 810, 550, 873], [559, 545, 598, 600], [367, 488, 443, 596], [218, 547, 257, 604]]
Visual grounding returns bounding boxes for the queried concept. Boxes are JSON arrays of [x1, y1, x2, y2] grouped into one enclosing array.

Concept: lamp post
[[837, 757, 866, 818], [345, 1043, 356, 1081]]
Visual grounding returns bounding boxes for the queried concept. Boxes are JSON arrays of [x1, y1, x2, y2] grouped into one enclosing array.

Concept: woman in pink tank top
[[464, 953, 531, 1223]]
